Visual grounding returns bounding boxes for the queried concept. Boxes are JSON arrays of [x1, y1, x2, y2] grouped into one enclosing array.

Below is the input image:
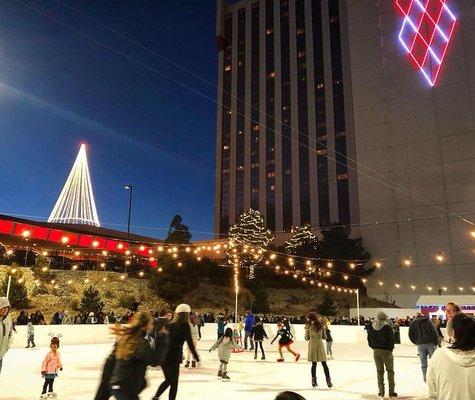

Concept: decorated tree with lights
[[285, 225, 318, 258], [0, 272, 29, 308], [227, 209, 274, 279], [80, 286, 104, 316]]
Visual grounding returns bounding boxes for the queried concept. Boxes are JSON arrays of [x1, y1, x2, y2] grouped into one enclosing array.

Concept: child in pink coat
[[41, 337, 63, 398]]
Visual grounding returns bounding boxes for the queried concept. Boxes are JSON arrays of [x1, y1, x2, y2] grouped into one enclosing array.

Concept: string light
[[374, 261, 382, 268], [349, 263, 356, 269], [402, 258, 412, 267], [411, 285, 416, 290], [458, 286, 464, 292], [61, 236, 69, 244], [470, 230, 475, 238], [435, 252, 445, 262], [120, 274, 126, 280], [327, 262, 333, 268], [138, 271, 144, 277], [427, 286, 433, 292]]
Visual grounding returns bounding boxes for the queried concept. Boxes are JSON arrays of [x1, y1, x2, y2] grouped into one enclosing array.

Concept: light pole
[[124, 185, 133, 238]]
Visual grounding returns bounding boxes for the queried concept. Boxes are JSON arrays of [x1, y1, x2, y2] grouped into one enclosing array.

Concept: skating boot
[[389, 392, 398, 399], [40, 394, 48, 399], [295, 354, 301, 362], [277, 358, 284, 362], [254, 354, 257, 360], [378, 393, 385, 399], [221, 373, 230, 381], [25, 345, 30, 348], [184, 361, 190, 368], [261, 355, 265, 360], [312, 377, 317, 388], [326, 378, 333, 388], [217, 370, 223, 378], [47, 392, 57, 399], [191, 361, 196, 368]]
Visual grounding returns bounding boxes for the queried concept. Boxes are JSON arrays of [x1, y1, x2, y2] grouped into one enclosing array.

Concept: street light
[[124, 185, 133, 238]]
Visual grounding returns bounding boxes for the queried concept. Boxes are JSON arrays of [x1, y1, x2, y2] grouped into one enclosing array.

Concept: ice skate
[[389, 392, 398, 399], [312, 377, 317, 388], [184, 361, 190, 368], [326, 378, 333, 388], [191, 361, 196, 368], [261, 355, 265, 360], [378, 393, 385, 399], [47, 392, 57, 399], [217, 370, 223, 378], [254, 353, 257, 360], [295, 354, 301, 362], [221, 373, 230, 381], [277, 358, 284, 362], [39, 394, 48, 399]]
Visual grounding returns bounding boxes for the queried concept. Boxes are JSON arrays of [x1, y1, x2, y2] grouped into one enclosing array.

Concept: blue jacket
[[244, 314, 254, 332]]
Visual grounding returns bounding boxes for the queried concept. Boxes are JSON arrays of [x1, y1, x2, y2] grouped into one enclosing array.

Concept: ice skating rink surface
[[1, 340, 428, 400]]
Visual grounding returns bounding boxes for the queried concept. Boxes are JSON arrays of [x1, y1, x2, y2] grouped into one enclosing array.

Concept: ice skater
[[216, 313, 227, 340], [324, 322, 333, 359], [26, 321, 36, 348], [305, 312, 332, 389], [185, 313, 199, 368], [40, 337, 63, 398], [251, 316, 268, 360], [270, 321, 300, 362], [209, 327, 240, 381]]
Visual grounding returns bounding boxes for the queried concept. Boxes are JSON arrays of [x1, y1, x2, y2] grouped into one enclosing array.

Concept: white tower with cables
[[48, 143, 100, 227]]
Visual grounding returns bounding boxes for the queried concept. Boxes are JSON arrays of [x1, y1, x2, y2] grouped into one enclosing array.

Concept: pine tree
[[80, 286, 104, 315], [32, 255, 55, 282], [317, 292, 338, 316], [285, 225, 318, 258], [252, 279, 270, 313], [1, 271, 29, 309], [227, 209, 274, 279], [165, 215, 192, 244]]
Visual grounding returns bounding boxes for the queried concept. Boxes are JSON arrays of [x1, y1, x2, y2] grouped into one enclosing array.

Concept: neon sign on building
[[396, 0, 457, 86]]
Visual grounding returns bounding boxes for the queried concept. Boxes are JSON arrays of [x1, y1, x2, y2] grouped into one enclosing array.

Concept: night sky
[[0, 1, 225, 240]]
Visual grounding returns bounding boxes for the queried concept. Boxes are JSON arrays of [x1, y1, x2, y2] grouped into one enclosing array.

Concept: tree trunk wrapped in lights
[[227, 209, 274, 280]]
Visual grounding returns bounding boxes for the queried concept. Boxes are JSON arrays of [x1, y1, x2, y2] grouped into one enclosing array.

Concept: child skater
[[40, 337, 63, 398], [185, 313, 200, 368], [209, 327, 240, 381], [26, 321, 36, 348], [251, 316, 268, 360], [271, 321, 300, 362], [325, 321, 334, 359]]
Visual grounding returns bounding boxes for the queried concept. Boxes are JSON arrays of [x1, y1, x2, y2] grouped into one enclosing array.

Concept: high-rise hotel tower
[[214, 0, 359, 237]]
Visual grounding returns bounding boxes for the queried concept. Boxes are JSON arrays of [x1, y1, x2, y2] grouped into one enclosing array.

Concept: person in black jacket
[[366, 312, 397, 399], [153, 304, 200, 400], [251, 317, 268, 360], [109, 311, 168, 400], [409, 313, 438, 382]]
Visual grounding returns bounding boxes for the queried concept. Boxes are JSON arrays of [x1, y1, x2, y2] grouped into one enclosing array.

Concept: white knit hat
[[175, 304, 191, 314]]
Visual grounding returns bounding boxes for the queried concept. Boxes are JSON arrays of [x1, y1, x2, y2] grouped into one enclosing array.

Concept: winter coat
[[409, 316, 438, 346], [217, 319, 227, 334], [27, 322, 34, 336], [427, 347, 475, 400], [244, 314, 254, 332], [325, 327, 333, 342], [62, 314, 73, 325], [110, 333, 167, 395], [190, 323, 199, 341], [42, 351, 63, 374], [0, 297, 13, 360], [367, 322, 395, 351], [251, 324, 268, 341], [210, 337, 240, 363], [164, 322, 199, 364], [16, 313, 29, 325], [305, 324, 327, 362]]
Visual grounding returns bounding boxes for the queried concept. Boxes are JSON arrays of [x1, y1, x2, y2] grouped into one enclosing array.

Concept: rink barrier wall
[[10, 323, 429, 348], [349, 308, 418, 319]]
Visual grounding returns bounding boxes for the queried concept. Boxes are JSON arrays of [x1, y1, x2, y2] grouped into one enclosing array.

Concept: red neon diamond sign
[[396, 0, 457, 86]]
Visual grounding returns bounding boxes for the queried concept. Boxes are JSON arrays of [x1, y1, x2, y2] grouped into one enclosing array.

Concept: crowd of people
[[1, 296, 474, 400]]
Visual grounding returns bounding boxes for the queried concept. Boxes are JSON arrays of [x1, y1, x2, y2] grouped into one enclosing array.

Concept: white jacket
[[189, 323, 199, 341], [0, 297, 13, 360], [427, 347, 475, 400]]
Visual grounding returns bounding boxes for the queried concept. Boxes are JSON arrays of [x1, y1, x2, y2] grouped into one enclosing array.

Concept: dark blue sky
[[0, 1, 223, 240]]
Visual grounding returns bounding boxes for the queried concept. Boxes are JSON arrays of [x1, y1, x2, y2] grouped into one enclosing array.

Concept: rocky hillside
[[1, 265, 396, 321]]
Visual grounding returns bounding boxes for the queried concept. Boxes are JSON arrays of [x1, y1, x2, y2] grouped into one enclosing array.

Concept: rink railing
[[9, 323, 426, 348]]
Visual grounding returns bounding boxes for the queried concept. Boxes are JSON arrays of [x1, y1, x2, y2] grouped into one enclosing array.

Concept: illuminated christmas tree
[[285, 225, 318, 257], [227, 209, 274, 279]]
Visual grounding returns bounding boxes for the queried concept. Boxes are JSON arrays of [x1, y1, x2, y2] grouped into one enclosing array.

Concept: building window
[[270, 185, 275, 191], [298, 51, 306, 58], [335, 131, 346, 137], [252, 125, 259, 131], [267, 172, 275, 178], [337, 173, 348, 180], [297, 28, 305, 35], [251, 163, 259, 168], [266, 28, 273, 34], [267, 72, 275, 78], [225, 65, 231, 71], [223, 145, 229, 150], [252, 188, 259, 194], [317, 149, 328, 155]]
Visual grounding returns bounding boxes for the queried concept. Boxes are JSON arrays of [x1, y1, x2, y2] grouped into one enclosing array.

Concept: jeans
[[373, 349, 395, 395], [27, 334, 36, 347], [244, 331, 254, 350], [111, 387, 139, 400], [154, 362, 180, 400], [326, 341, 333, 355], [417, 343, 437, 382], [42, 378, 55, 394]]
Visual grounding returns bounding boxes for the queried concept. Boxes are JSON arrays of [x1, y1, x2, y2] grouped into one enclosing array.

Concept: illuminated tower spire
[[48, 144, 100, 227]]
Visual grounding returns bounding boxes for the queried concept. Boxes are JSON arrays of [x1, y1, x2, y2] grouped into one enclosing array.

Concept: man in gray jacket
[[0, 297, 13, 374]]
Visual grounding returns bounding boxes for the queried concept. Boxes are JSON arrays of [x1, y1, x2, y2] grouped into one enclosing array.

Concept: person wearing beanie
[[366, 312, 397, 399], [153, 304, 200, 400], [0, 297, 13, 374]]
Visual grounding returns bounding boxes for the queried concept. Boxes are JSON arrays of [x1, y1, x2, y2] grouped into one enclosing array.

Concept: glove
[[41, 371, 46, 376], [209, 349, 212, 353]]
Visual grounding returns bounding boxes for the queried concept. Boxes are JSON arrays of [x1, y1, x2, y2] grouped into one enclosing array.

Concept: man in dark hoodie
[[367, 311, 397, 399], [409, 312, 438, 382]]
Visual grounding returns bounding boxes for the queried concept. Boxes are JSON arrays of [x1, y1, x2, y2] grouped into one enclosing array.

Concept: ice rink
[[1, 340, 429, 400]]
